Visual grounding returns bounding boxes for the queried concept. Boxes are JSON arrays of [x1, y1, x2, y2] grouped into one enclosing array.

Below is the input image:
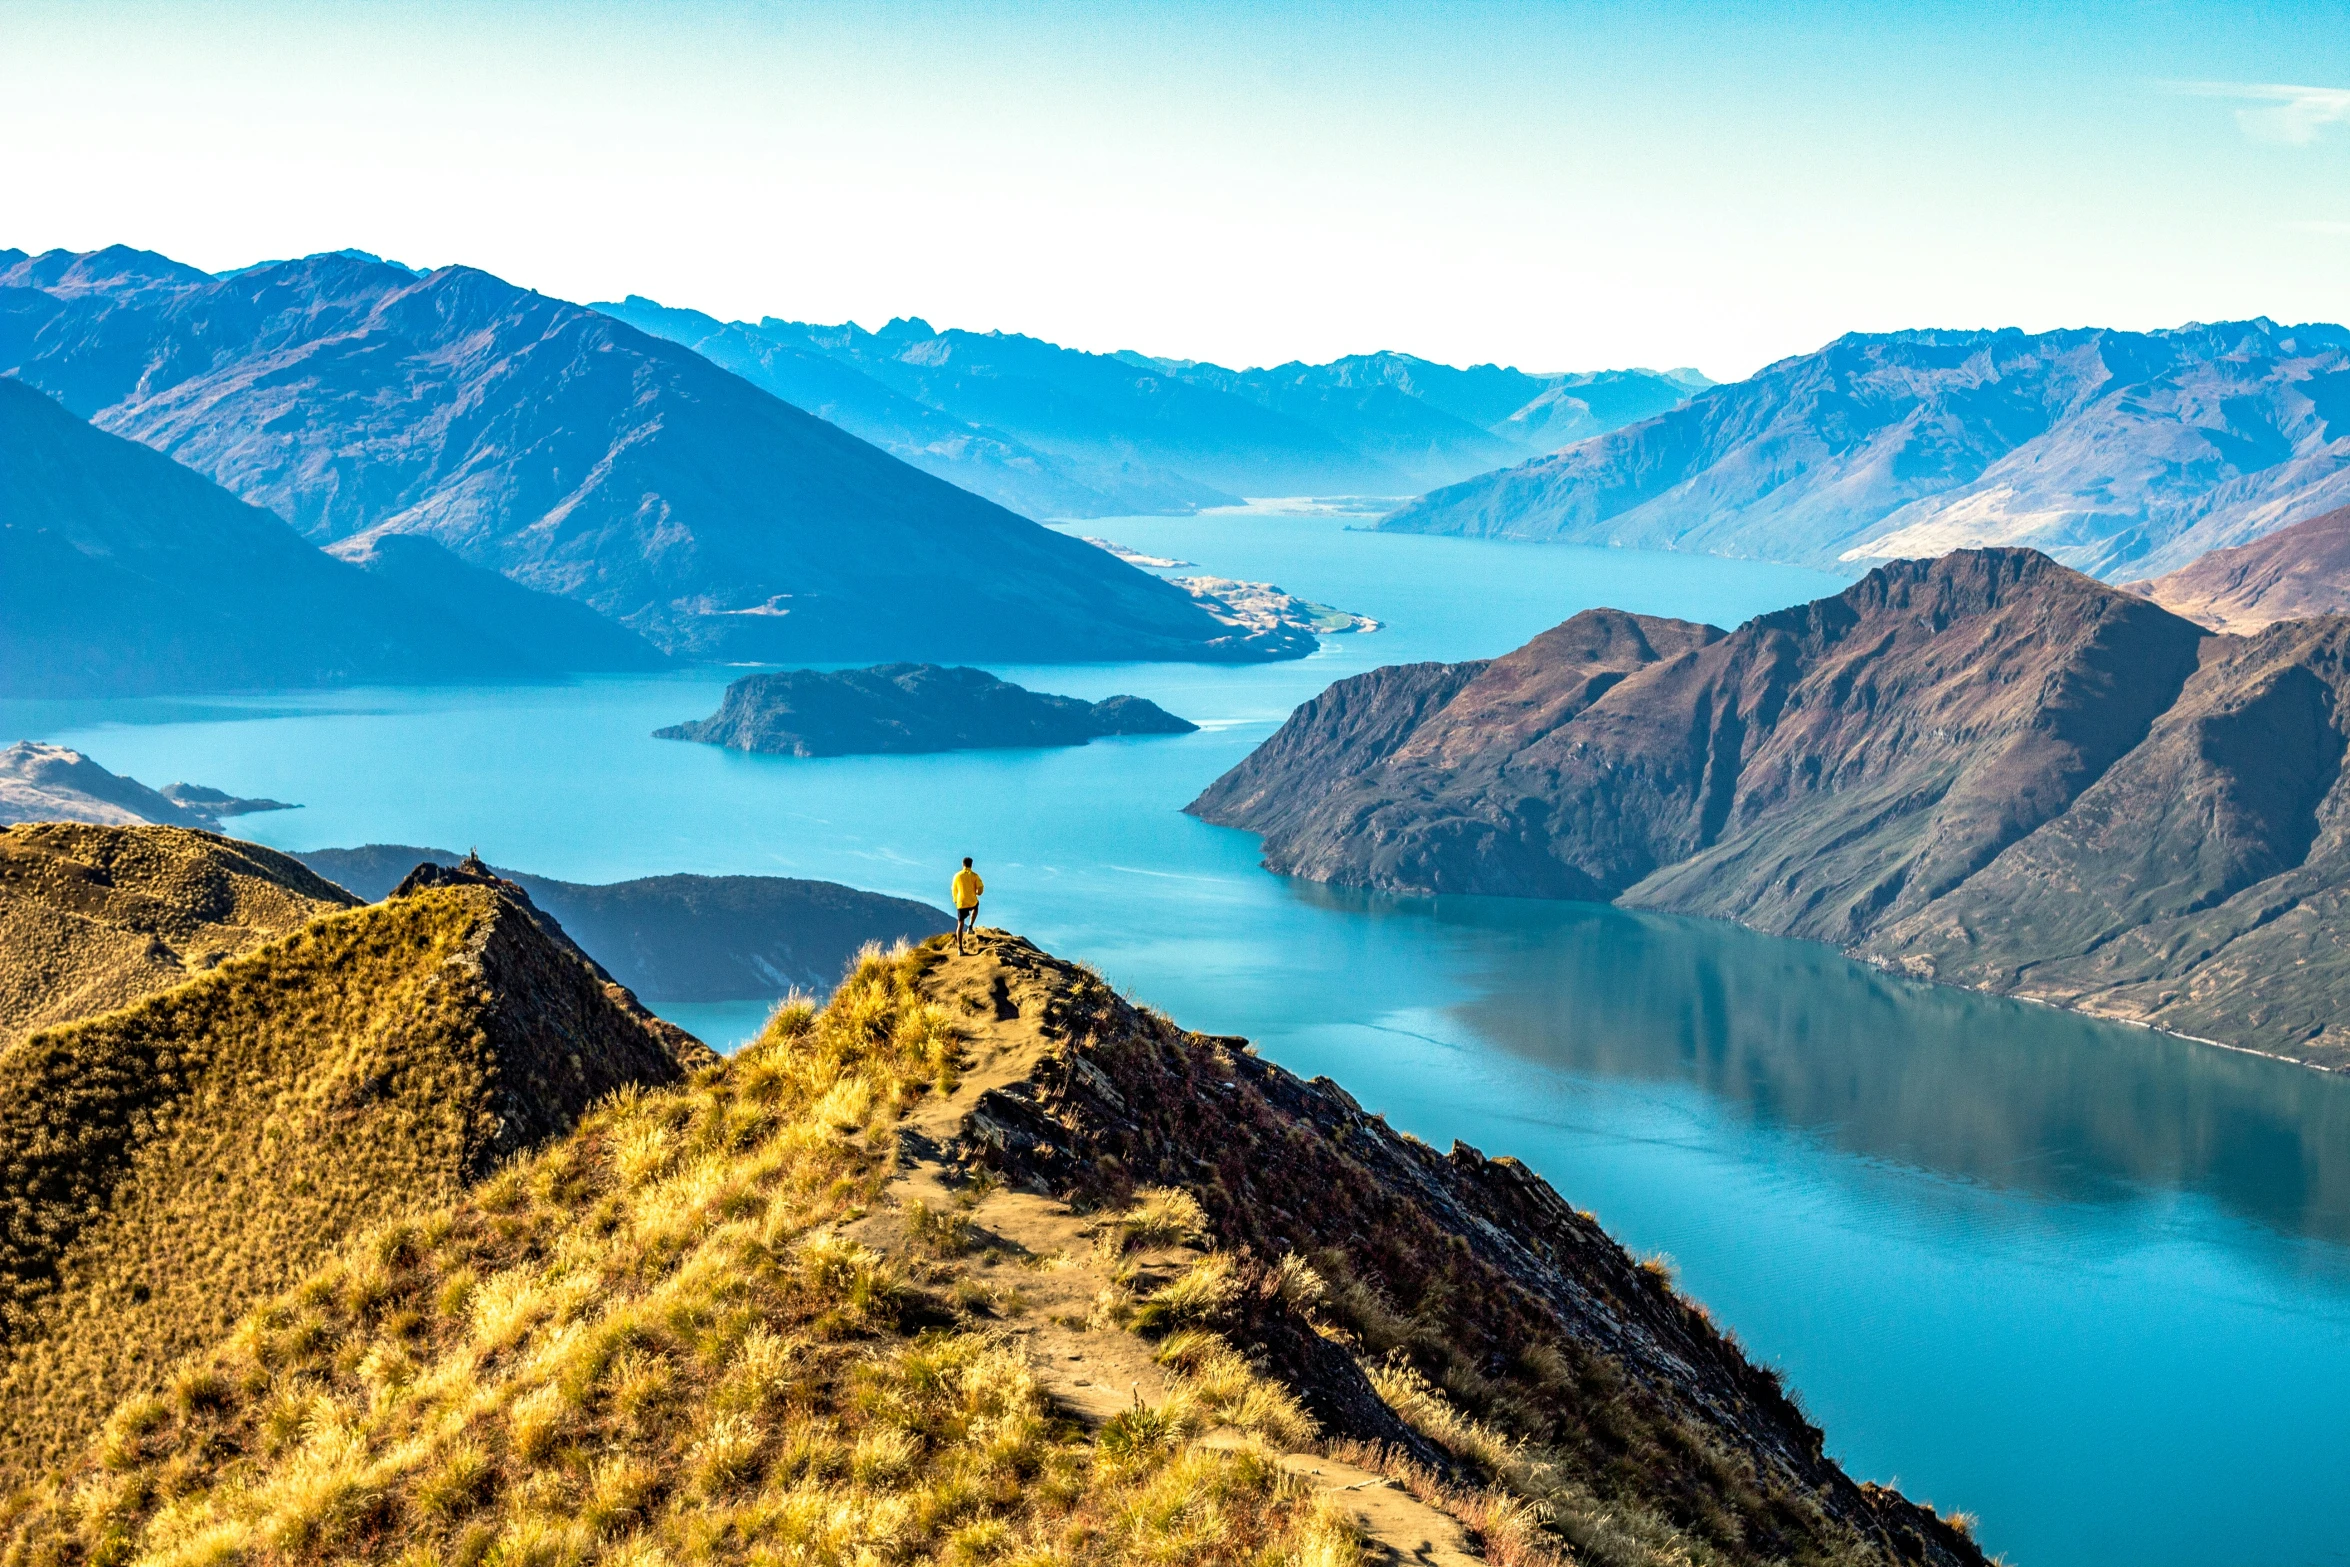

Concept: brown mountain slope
[[2, 933, 1984, 1567], [0, 877, 710, 1482], [2126, 503, 2350, 633], [1192, 549, 2350, 1065], [0, 823, 356, 1048]]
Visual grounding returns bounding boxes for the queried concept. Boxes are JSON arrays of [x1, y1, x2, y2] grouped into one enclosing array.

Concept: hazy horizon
[[4, 0, 2345, 381]]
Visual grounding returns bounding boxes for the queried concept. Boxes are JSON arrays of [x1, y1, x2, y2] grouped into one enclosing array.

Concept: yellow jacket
[[951, 869, 984, 909]]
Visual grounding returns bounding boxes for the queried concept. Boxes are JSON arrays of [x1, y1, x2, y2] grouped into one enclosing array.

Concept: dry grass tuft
[[3, 943, 1349, 1567]]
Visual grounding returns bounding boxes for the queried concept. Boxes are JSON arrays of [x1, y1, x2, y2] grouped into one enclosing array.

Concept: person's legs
[[955, 905, 975, 951]]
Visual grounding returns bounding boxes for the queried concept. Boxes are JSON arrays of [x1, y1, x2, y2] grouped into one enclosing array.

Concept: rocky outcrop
[[0, 246, 1301, 665], [2126, 503, 2350, 633], [657, 663, 1198, 756], [922, 933, 1986, 1567], [298, 844, 951, 1000], [1379, 321, 2350, 579], [1192, 549, 2350, 1066], [386, 855, 718, 1070], [0, 822, 356, 1048]]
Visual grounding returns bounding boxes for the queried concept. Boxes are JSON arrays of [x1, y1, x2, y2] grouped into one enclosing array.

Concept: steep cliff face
[[1192, 550, 2350, 1065], [0, 876, 709, 1479], [1874, 615, 2350, 1056]]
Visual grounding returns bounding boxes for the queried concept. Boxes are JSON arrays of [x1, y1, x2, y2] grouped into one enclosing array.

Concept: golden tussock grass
[[0, 881, 689, 1487], [0, 824, 355, 1050], [1, 946, 1363, 1567]]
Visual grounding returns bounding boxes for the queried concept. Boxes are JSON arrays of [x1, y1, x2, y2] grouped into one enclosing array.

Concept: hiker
[[951, 857, 984, 952]]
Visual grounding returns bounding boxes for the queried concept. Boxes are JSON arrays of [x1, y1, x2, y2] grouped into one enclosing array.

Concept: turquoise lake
[[11, 506, 2350, 1567]]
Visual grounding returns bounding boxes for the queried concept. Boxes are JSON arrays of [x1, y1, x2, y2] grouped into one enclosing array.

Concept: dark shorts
[[956, 904, 979, 921]]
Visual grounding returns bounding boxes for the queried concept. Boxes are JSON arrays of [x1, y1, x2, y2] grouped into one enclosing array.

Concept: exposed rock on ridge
[[1192, 549, 2350, 1065], [919, 933, 1985, 1566]]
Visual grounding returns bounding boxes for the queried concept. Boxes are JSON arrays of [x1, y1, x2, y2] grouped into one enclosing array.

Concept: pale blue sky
[[3, 0, 2345, 377]]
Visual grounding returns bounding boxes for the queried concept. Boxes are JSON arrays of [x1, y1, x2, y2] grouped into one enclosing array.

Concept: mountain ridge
[[294, 843, 954, 1001], [0, 858, 710, 1479], [0, 376, 647, 695], [2126, 502, 2350, 632], [0, 929, 1987, 1567], [1191, 548, 2350, 1066], [597, 294, 1700, 515], [1, 246, 1295, 665], [1378, 320, 2350, 580]]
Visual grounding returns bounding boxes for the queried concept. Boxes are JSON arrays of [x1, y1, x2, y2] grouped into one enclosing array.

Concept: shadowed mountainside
[[0, 245, 1297, 665], [0, 933, 1985, 1567], [296, 844, 954, 1000], [326, 531, 670, 671], [0, 377, 636, 695], [1380, 321, 2350, 579], [0, 861, 711, 1480], [2126, 503, 2350, 633], [657, 664, 1198, 757], [1193, 548, 2350, 1065], [598, 295, 1701, 513], [0, 823, 356, 1048]]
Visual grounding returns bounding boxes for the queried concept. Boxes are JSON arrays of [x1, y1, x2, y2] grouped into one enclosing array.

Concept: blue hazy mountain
[[0, 246, 1299, 665], [596, 295, 1704, 515], [1379, 322, 2350, 579], [0, 376, 664, 696]]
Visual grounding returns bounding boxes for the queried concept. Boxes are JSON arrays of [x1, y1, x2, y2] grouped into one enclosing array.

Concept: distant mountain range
[[0, 245, 1291, 665], [596, 295, 1704, 516], [1380, 322, 2350, 580], [0, 375, 663, 695], [1194, 548, 2350, 1067]]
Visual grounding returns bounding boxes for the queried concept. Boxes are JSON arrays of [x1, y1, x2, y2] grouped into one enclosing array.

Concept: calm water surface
[[12, 507, 2349, 1567]]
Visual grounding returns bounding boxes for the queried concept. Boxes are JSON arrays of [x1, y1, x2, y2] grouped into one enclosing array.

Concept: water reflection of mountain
[[1290, 883, 2350, 1249]]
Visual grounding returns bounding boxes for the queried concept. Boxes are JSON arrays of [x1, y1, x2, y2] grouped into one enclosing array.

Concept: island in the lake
[[655, 662, 1198, 756]]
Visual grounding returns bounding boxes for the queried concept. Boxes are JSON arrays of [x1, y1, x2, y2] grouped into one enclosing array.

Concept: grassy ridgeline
[[1, 934, 1986, 1567], [0, 884, 701, 1484], [0, 825, 358, 1049], [2, 948, 1364, 1567]]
